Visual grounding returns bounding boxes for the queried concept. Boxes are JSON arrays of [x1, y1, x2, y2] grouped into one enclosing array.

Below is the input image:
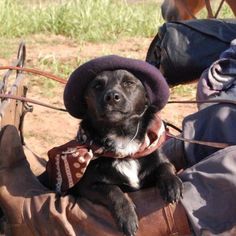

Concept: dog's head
[[82, 69, 152, 156], [84, 69, 149, 125], [64, 56, 169, 156], [64, 55, 169, 120]]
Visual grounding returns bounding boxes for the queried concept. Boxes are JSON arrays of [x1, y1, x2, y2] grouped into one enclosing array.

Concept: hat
[[64, 55, 169, 119]]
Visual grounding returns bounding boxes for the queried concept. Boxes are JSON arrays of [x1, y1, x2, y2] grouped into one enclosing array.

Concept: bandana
[[46, 114, 167, 193]]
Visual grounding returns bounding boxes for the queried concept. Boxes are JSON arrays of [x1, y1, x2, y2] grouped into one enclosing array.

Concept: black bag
[[146, 19, 236, 86]]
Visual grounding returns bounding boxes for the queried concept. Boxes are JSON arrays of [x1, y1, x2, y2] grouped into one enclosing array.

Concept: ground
[[1, 35, 197, 175]]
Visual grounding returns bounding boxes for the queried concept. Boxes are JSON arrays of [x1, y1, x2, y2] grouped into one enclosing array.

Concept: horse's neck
[[176, 0, 205, 20]]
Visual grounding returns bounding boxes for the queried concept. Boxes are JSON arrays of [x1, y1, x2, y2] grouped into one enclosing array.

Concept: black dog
[[70, 69, 182, 236]]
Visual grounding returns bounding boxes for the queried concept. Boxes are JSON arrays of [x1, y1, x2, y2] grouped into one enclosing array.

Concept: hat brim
[[64, 55, 169, 119]]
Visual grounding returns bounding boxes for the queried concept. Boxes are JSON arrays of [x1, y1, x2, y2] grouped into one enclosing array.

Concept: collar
[[46, 114, 166, 193]]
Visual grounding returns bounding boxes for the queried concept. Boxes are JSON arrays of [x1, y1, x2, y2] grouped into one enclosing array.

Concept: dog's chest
[[112, 159, 140, 189], [108, 134, 141, 158]]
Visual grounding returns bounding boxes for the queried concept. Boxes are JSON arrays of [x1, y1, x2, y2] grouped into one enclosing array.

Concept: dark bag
[[146, 19, 236, 85]]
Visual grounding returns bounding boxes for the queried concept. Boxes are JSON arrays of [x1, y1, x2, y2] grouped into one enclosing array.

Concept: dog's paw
[[115, 202, 138, 236], [158, 175, 183, 203]]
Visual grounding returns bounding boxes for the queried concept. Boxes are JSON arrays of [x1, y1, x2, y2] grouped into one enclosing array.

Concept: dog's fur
[[70, 69, 182, 236]]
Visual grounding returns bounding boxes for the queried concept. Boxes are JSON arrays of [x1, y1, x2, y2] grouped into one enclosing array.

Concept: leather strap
[[0, 66, 67, 84], [0, 93, 233, 149], [1, 65, 233, 149], [166, 132, 231, 149], [164, 205, 178, 235], [0, 65, 67, 111], [167, 99, 236, 148], [214, 0, 225, 18], [205, 0, 214, 18], [181, 0, 225, 19], [0, 93, 66, 112], [168, 99, 236, 105], [163, 203, 191, 236]]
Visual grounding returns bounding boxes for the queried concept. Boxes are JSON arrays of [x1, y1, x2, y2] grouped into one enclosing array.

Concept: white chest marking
[[113, 159, 140, 189], [108, 134, 141, 158]]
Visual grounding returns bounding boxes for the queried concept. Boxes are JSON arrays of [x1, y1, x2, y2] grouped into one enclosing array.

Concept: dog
[[69, 69, 183, 236]]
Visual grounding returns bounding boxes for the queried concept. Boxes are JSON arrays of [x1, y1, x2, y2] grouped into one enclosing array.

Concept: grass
[[0, 0, 163, 42], [35, 56, 77, 96], [171, 83, 197, 99], [198, 4, 234, 18], [0, 0, 234, 97], [0, 0, 233, 42]]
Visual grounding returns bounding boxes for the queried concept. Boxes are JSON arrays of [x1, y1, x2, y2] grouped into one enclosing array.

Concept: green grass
[[171, 83, 197, 99], [0, 0, 234, 42], [0, 0, 234, 98], [35, 56, 78, 96], [197, 3, 234, 18], [0, 0, 163, 42], [0, 0, 233, 43]]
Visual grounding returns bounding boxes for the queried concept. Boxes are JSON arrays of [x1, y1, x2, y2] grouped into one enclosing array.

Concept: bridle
[[205, 0, 225, 18], [180, 0, 225, 19], [0, 65, 234, 150]]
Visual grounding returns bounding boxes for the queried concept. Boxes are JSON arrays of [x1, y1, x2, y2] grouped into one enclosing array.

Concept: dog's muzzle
[[104, 90, 122, 105], [101, 89, 130, 117]]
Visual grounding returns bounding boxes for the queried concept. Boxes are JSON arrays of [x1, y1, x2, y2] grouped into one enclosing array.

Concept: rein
[[0, 93, 66, 112], [0, 66, 67, 84], [0, 65, 234, 149], [166, 99, 236, 148], [168, 99, 236, 105], [181, 0, 225, 19], [205, 0, 225, 18], [0, 65, 67, 112], [166, 132, 230, 149]]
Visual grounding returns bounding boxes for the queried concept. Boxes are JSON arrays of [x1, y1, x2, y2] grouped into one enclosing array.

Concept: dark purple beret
[[64, 55, 169, 119]]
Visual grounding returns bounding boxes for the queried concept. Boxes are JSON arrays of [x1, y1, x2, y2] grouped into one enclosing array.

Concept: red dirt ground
[[2, 35, 198, 174]]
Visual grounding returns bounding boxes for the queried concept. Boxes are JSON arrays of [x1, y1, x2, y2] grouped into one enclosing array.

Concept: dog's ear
[[142, 91, 152, 112], [145, 94, 150, 106], [144, 105, 157, 121]]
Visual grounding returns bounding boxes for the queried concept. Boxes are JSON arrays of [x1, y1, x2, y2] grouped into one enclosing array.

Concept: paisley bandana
[[46, 114, 166, 193]]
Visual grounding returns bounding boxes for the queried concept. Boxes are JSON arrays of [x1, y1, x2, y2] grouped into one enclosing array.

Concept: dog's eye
[[93, 81, 104, 90], [122, 80, 135, 87]]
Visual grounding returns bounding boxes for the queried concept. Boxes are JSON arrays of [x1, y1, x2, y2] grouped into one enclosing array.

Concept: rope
[[168, 99, 236, 105], [214, 0, 225, 18], [0, 66, 67, 84], [166, 98, 236, 148], [205, 0, 214, 18], [0, 65, 68, 111], [166, 132, 231, 149], [205, 0, 225, 18], [1, 65, 234, 149], [181, 0, 225, 19], [0, 94, 67, 112]]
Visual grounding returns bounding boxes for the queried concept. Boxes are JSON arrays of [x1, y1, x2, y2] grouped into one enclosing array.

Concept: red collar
[[46, 114, 166, 193]]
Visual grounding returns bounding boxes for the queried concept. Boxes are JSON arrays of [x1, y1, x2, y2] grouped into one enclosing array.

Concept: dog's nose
[[104, 91, 121, 104]]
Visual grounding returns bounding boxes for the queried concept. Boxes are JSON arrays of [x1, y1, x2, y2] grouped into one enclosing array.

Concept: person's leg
[[183, 104, 236, 166], [0, 125, 77, 235], [180, 145, 236, 235], [0, 125, 47, 221], [37, 171, 50, 189]]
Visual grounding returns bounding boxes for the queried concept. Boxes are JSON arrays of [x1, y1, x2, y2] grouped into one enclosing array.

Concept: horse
[[161, 0, 236, 21]]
